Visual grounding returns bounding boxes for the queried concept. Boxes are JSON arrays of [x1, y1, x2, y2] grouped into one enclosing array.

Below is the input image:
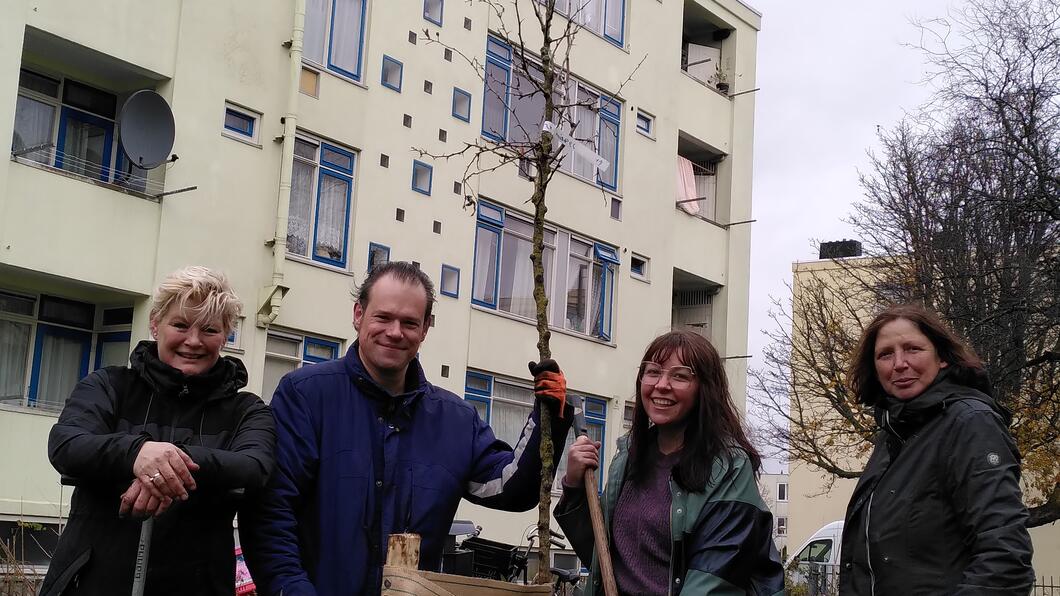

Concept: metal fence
[[1036, 576, 1060, 595], [787, 563, 840, 596]]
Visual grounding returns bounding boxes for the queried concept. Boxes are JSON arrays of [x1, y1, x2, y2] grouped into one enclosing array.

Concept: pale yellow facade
[[788, 258, 1060, 576], [0, 0, 759, 572]]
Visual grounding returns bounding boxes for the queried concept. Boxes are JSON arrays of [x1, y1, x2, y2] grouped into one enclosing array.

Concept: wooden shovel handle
[[583, 469, 618, 596]]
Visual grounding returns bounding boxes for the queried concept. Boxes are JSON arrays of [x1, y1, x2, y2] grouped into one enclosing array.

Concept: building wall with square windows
[[0, 0, 762, 562]]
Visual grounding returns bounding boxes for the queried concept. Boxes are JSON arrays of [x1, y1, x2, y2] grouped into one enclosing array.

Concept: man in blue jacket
[[242, 261, 572, 596]]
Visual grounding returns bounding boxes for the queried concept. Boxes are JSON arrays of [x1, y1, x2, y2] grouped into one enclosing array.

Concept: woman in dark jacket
[[555, 330, 783, 595], [40, 266, 276, 596], [840, 304, 1034, 594]]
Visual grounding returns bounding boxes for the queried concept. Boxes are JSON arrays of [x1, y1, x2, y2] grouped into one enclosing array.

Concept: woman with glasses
[[555, 330, 783, 595]]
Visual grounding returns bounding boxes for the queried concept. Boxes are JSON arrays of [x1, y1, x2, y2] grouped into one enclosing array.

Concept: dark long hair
[[847, 304, 989, 406], [626, 330, 761, 492]]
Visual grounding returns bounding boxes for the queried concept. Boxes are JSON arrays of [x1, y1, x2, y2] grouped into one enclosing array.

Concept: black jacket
[[840, 371, 1034, 595], [40, 341, 276, 596]]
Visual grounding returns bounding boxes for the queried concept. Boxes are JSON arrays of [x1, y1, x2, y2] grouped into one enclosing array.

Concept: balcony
[[681, 0, 734, 95], [676, 131, 725, 223]]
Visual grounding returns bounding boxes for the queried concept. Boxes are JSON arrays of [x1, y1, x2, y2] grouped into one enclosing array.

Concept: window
[[472, 200, 619, 341], [0, 290, 132, 412], [452, 87, 472, 122], [622, 400, 634, 429], [424, 0, 443, 25], [481, 37, 623, 190], [777, 482, 788, 502], [286, 134, 356, 267], [797, 539, 833, 563], [262, 331, 340, 403], [556, 395, 608, 491], [304, 0, 367, 81], [381, 56, 403, 92], [412, 160, 433, 195], [465, 370, 607, 489], [630, 254, 648, 281], [610, 196, 621, 220], [635, 110, 654, 137], [550, 0, 625, 47], [225, 318, 243, 351], [440, 265, 460, 298], [776, 517, 788, 536], [368, 242, 390, 272], [11, 68, 153, 191], [222, 103, 260, 143]]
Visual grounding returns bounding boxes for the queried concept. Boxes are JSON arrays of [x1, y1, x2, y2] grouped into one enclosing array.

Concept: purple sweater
[[610, 445, 682, 595]]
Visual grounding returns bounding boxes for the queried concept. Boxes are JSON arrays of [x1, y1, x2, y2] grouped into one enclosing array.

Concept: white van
[[786, 520, 843, 568]]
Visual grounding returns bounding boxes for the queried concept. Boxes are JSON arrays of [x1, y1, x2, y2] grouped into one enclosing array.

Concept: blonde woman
[[41, 266, 276, 596]]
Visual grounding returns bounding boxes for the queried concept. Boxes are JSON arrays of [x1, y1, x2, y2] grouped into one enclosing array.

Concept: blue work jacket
[[242, 344, 572, 596]]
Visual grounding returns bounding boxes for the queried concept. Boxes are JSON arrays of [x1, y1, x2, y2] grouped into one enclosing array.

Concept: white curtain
[[598, 117, 618, 186], [0, 321, 30, 404], [262, 355, 298, 405], [314, 173, 349, 262], [62, 118, 107, 179], [99, 339, 130, 368], [473, 227, 499, 304], [304, 0, 328, 65], [566, 259, 589, 332], [604, 0, 623, 41], [491, 381, 534, 446], [37, 333, 85, 410], [13, 95, 55, 164], [571, 90, 597, 180], [500, 234, 534, 317], [676, 156, 701, 215], [287, 159, 315, 256], [330, 0, 364, 75]]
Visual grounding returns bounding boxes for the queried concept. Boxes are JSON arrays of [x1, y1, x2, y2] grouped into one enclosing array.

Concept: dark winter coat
[[840, 370, 1034, 595], [239, 343, 574, 596], [555, 435, 784, 595], [39, 341, 276, 596]]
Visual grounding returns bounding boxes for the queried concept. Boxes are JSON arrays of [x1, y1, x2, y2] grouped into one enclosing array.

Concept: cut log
[[381, 567, 551, 596]]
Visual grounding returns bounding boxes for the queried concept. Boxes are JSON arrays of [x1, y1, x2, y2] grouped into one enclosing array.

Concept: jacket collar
[[342, 341, 428, 425], [129, 340, 248, 401], [875, 368, 1006, 441]]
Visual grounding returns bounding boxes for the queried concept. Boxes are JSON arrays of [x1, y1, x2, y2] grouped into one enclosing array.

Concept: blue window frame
[[464, 370, 493, 421], [635, 110, 653, 136], [368, 242, 390, 272], [411, 160, 433, 195], [303, 0, 367, 81], [55, 106, 114, 182], [303, 337, 340, 363], [423, 0, 443, 25], [381, 55, 403, 92], [440, 264, 460, 298], [287, 136, 356, 268], [452, 87, 472, 122], [223, 107, 255, 137], [28, 324, 91, 409], [481, 36, 622, 190], [472, 200, 618, 341]]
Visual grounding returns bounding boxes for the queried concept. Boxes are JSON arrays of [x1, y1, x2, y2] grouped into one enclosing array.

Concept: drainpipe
[[258, 0, 304, 326]]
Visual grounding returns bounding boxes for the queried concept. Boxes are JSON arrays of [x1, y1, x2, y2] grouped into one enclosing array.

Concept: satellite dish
[[118, 90, 175, 170]]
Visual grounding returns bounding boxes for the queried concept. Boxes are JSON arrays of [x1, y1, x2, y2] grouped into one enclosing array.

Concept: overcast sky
[[745, 0, 957, 471]]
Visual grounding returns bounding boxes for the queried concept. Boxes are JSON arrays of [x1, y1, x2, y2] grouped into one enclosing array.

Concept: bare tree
[[751, 0, 1060, 527], [414, 0, 642, 583]]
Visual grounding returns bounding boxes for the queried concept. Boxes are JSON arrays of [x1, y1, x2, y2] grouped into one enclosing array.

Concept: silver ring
[[151, 472, 162, 482]]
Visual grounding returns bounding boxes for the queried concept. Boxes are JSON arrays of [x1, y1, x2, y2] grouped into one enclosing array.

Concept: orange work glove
[[528, 359, 567, 418]]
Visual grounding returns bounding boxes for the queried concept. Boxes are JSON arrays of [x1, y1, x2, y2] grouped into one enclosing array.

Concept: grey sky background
[[746, 0, 956, 471]]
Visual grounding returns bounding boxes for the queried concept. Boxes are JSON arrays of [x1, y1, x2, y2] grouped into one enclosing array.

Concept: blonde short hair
[[149, 266, 242, 334]]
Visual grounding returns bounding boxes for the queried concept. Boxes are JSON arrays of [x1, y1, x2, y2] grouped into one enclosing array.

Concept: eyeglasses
[[639, 362, 696, 388]]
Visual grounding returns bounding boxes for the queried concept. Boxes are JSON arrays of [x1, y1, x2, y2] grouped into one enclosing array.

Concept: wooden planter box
[[381, 534, 550, 596]]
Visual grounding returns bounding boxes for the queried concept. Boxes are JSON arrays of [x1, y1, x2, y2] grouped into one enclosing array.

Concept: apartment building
[[0, 0, 761, 572], [759, 470, 788, 556]]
